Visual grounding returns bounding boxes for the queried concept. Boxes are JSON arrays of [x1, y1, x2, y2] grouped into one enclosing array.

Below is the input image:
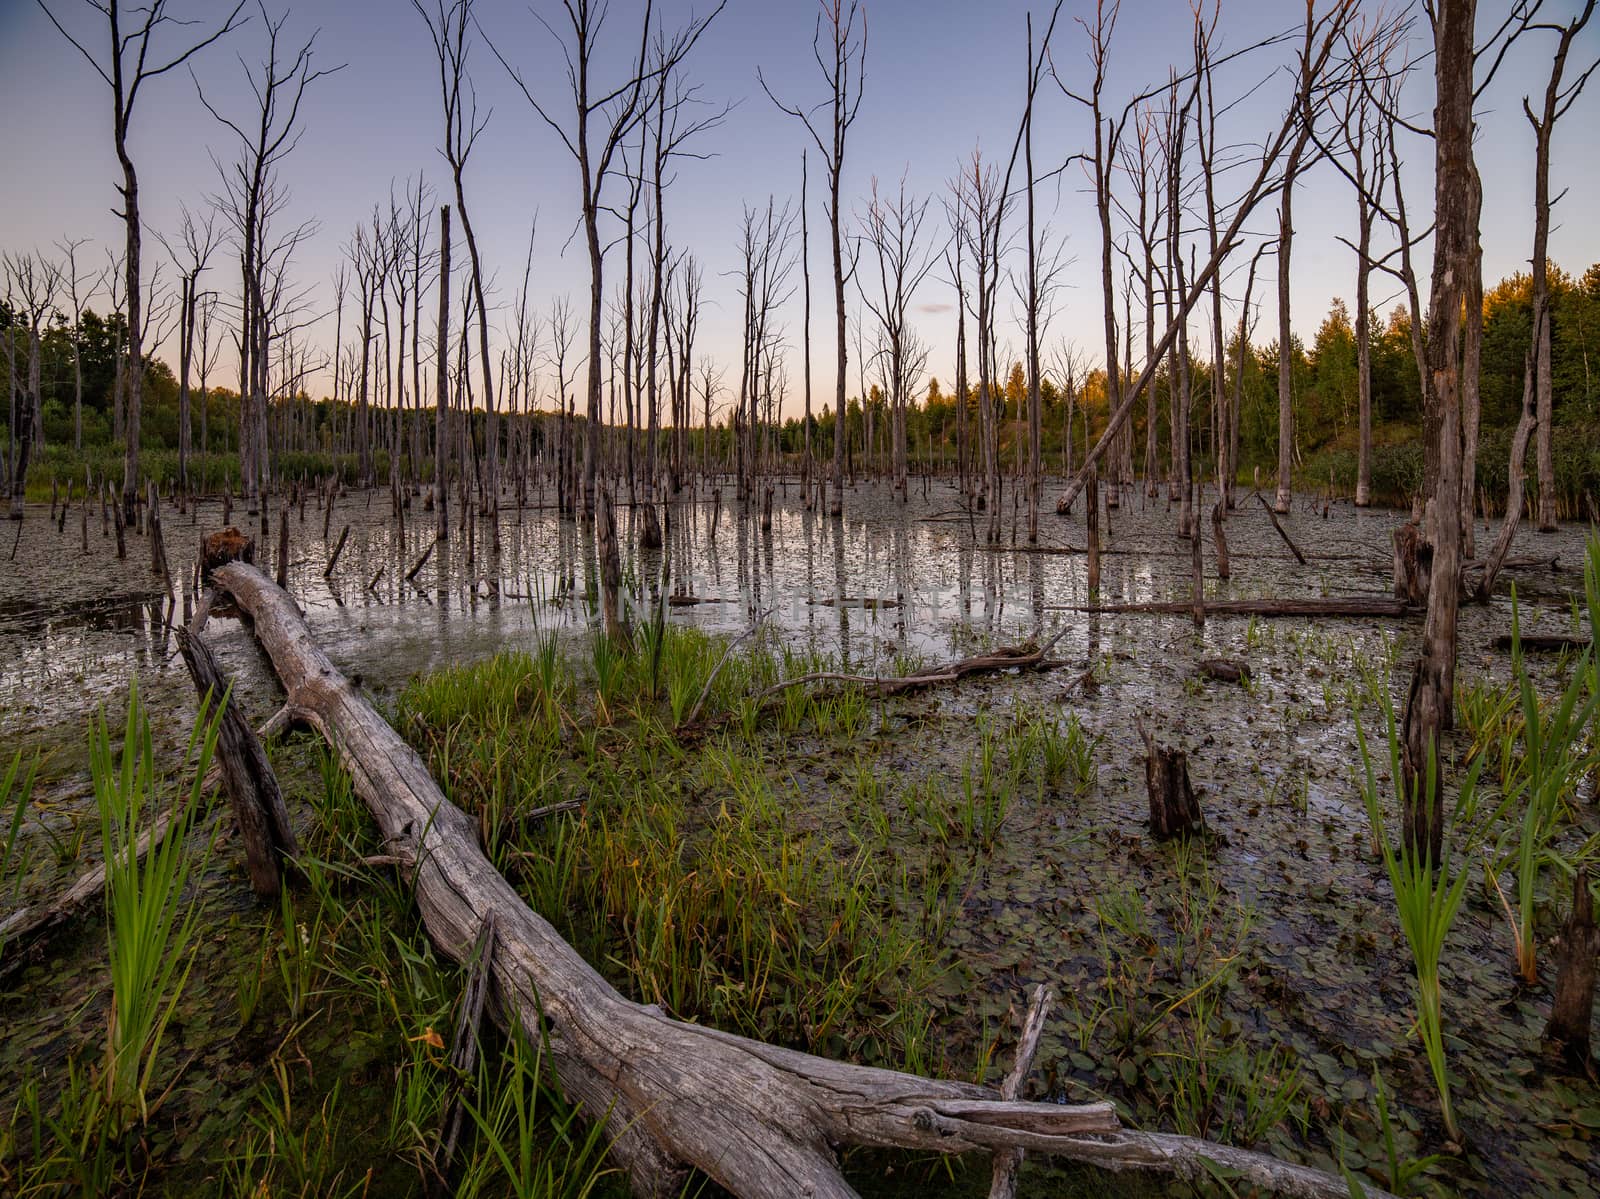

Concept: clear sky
[[2, 0, 1598, 421]]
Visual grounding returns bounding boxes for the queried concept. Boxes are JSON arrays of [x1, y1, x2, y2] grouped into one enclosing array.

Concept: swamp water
[[1, 477, 1597, 1197]]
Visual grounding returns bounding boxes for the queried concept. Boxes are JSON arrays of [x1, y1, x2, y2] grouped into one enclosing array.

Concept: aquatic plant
[[1486, 586, 1599, 984], [0, 750, 38, 909], [94, 680, 221, 1127], [1356, 695, 1481, 1143], [455, 1022, 614, 1199]]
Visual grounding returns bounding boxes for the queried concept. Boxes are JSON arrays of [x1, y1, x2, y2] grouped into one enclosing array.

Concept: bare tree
[[54, 237, 93, 454], [202, 0, 337, 503], [1055, 2, 1356, 514], [1528, 0, 1597, 531], [856, 174, 935, 502], [37, 0, 244, 519], [1271, 3, 1322, 514], [414, 0, 500, 517], [4, 252, 62, 518], [492, 0, 725, 518], [763, 0, 866, 520], [157, 204, 222, 491]]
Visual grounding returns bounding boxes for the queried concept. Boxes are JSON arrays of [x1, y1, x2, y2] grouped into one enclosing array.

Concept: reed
[[94, 680, 221, 1127]]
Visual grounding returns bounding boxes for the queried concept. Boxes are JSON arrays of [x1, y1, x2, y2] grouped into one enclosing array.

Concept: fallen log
[[1491, 633, 1591, 654], [208, 561, 1394, 1199], [1254, 491, 1306, 565], [1048, 597, 1413, 618], [759, 628, 1070, 701]]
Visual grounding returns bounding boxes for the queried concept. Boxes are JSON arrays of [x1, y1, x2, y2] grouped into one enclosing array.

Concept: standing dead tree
[[490, 0, 724, 518], [413, 0, 499, 525], [1528, 0, 1597, 532], [201, 0, 338, 505], [855, 174, 936, 503], [1271, 1, 1322, 515], [37, 0, 245, 522], [1054, 2, 1356, 516], [762, 0, 866, 520], [54, 237, 92, 455], [156, 204, 222, 494], [3, 253, 62, 520]]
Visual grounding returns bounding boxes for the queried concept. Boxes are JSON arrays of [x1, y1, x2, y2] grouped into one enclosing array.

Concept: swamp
[[4, 0, 1600, 1196]]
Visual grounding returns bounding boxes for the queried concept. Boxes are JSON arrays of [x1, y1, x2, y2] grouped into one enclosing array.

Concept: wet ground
[[2, 474, 1597, 1195]]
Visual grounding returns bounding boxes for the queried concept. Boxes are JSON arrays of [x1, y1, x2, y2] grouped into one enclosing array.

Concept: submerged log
[[1052, 597, 1413, 618], [1197, 659, 1252, 685], [210, 560, 1383, 1199], [1545, 868, 1599, 1074], [1491, 633, 1591, 654], [1137, 719, 1204, 841]]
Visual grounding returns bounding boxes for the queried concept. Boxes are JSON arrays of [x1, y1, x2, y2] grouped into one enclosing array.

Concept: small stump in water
[[1196, 658, 1251, 685], [1137, 719, 1205, 841], [203, 527, 255, 583]]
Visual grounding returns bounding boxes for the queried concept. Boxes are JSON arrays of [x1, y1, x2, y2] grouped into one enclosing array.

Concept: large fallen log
[[1048, 596, 1414, 618], [209, 560, 1394, 1199]]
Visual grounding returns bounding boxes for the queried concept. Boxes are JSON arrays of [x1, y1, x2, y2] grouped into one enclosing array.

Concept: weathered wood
[[324, 524, 350, 578], [761, 629, 1070, 702], [1052, 597, 1412, 618], [1190, 485, 1204, 627], [1197, 659, 1252, 685], [1392, 520, 1430, 605], [406, 539, 436, 582], [1491, 633, 1590, 654], [989, 984, 1053, 1199], [1211, 501, 1229, 580], [176, 627, 298, 896], [210, 561, 1395, 1199], [202, 527, 255, 582], [597, 486, 628, 644], [1138, 719, 1204, 841], [1255, 491, 1306, 564], [1086, 467, 1101, 593], [1545, 868, 1598, 1074], [1473, 354, 1537, 602], [276, 502, 290, 589]]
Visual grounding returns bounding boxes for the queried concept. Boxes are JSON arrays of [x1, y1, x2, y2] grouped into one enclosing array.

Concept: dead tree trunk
[[175, 624, 298, 896], [1545, 868, 1599, 1073], [1138, 719, 1204, 841]]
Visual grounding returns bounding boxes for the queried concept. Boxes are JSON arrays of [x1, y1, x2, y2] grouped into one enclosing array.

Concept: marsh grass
[[1356, 693, 1482, 1143], [397, 627, 978, 1072], [95, 680, 221, 1129], [0, 750, 39, 910]]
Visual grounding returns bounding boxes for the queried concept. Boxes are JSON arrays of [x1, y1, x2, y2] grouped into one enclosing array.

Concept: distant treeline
[[6, 261, 1599, 509]]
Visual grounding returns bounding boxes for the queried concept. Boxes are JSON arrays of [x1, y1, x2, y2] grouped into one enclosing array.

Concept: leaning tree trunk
[[207, 559, 1395, 1199]]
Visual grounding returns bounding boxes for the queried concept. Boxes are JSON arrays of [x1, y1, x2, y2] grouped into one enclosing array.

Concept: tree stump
[[201, 527, 254, 582], [1138, 720, 1204, 841], [1545, 868, 1599, 1074], [1392, 521, 1431, 605]]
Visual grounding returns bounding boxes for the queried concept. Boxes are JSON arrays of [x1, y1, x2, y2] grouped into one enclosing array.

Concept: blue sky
[[2, 0, 1597, 420]]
